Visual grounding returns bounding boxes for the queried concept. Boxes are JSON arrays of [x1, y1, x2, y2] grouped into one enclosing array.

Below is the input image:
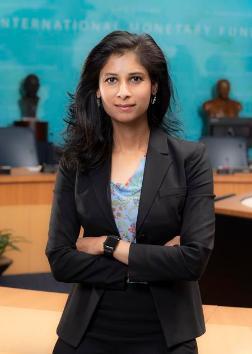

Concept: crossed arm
[[75, 235, 181, 265]]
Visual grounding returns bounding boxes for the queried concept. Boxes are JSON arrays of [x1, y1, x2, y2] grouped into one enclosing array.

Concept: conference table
[[1, 169, 252, 275], [0, 286, 251, 354], [215, 192, 252, 218], [0, 168, 55, 206], [213, 172, 252, 196], [201, 191, 252, 307], [0, 169, 55, 274]]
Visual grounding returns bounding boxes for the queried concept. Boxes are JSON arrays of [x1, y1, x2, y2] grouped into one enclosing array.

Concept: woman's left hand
[[76, 236, 107, 255], [164, 235, 181, 247]]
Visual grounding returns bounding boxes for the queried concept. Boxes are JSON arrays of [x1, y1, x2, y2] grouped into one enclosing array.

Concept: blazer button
[[139, 234, 148, 244], [138, 234, 145, 243]]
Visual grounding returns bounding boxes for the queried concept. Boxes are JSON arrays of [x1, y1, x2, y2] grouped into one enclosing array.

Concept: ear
[[96, 89, 101, 98], [151, 83, 158, 95]]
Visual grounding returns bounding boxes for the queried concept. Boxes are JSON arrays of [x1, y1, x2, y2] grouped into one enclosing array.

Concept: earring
[[97, 97, 101, 107], [151, 95, 157, 105]]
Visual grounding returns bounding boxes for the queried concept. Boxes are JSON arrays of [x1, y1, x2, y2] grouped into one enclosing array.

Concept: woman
[[46, 31, 215, 354]]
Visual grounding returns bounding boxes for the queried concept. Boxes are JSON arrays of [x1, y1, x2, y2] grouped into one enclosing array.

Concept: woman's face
[[97, 51, 157, 125]]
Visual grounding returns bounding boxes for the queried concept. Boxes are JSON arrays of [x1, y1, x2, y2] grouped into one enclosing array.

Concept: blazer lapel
[[88, 154, 119, 235], [136, 128, 173, 233]]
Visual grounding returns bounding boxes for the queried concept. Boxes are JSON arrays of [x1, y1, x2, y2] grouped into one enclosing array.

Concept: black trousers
[[53, 336, 198, 354]]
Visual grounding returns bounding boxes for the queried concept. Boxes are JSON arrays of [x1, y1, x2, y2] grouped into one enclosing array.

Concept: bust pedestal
[[14, 120, 48, 142]]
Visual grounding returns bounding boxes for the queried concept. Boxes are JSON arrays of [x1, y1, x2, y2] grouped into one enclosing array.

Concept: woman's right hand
[[164, 236, 180, 247]]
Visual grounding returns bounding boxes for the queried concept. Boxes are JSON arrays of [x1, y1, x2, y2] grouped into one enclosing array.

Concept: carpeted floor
[[0, 272, 72, 293]]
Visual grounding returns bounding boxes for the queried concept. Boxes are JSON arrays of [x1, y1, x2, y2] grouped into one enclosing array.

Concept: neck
[[218, 96, 229, 101], [112, 120, 150, 155]]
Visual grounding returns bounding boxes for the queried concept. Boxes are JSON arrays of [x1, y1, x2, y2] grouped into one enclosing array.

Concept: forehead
[[100, 51, 148, 75], [219, 81, 229, 88]]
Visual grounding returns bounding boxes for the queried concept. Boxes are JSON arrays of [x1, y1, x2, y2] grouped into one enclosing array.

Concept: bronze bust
[[19, 74, 40, 119], [203, 79, 242, 119]]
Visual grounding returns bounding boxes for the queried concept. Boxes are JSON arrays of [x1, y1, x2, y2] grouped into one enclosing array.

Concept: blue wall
[[1, 0, 252, 145]]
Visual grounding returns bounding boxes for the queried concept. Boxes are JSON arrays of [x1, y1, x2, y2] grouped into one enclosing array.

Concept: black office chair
[[200, 136, 248, 171], [0, 126, 39, 167]]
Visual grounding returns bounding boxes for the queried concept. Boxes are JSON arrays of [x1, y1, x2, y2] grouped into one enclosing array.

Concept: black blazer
[[46, 127, 215, 348]]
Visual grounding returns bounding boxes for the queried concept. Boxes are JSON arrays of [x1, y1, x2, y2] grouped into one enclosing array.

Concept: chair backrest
[[200, 136, 248, 170], [0, 127, 39, 167]]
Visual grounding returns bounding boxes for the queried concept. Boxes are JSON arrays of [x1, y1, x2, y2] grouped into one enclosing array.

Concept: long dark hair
[[62, 30, 179, 172]]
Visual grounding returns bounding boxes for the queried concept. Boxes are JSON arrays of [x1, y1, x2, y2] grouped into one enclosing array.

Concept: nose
[[116, 81, 131, 99]]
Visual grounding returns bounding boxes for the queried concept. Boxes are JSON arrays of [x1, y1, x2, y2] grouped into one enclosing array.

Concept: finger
[[165, 236, 181, 246]]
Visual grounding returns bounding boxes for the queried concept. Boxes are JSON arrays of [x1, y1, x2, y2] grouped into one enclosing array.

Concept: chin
[[108, 110, 148, 125], [111, 116, 145, 126]]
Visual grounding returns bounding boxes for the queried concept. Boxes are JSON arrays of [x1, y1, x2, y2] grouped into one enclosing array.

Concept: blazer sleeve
[[45, 163, 128, 289], [128, 143, 215, 282]]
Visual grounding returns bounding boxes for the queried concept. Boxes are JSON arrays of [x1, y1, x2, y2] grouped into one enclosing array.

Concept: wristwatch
[[103, 235, 121, 257]]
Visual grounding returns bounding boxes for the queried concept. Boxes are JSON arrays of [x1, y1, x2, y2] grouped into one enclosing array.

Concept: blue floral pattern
[[110, 157, 146, 243]]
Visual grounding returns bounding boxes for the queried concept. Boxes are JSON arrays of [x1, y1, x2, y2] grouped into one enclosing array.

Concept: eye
[[105, 77, 117, 84], [130, 76, 143, 83]]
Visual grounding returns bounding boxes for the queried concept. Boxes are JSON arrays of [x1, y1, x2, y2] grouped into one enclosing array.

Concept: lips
[[115, 104, 136, 111], [115, 104, 135, 108]]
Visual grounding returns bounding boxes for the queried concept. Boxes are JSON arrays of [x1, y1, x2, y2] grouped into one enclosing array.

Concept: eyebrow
[[103, 72, 145, 77]]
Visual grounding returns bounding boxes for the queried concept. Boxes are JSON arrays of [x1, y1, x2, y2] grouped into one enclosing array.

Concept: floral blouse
[[110, 156, 146, 243]]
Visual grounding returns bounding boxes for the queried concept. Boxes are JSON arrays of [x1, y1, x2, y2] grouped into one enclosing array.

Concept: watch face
[[103, 235, 120, 255], [105, 237, 118, 247]]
